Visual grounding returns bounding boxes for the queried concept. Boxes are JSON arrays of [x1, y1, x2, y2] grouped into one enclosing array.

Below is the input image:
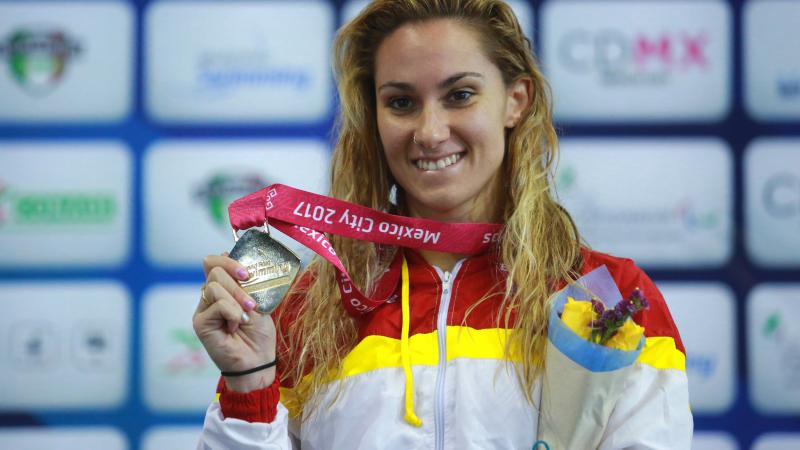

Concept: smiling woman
[[375, 20, 526, 226], [193, 1, 693, 449]]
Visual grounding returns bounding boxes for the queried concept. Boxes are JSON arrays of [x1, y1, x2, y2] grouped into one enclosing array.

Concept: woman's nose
[[413, 105, 450, 150]]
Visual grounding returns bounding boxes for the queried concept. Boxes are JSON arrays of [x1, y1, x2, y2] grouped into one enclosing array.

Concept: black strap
[[221, 358, 277, 377]]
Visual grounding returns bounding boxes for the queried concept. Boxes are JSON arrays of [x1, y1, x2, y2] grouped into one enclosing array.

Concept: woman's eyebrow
[[438, 71, 482, 89], [377, 72, 483, 92], [377, 81, 413, 92]]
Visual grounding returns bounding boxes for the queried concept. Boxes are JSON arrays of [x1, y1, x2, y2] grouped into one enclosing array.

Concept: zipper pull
[[442, 270, 451, 292]]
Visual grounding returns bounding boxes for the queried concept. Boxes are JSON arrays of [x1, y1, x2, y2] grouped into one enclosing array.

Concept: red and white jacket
[[199, 248, 692, 449]]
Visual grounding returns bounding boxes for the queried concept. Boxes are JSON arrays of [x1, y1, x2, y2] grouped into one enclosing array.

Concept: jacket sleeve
[[596, 255, 694, 449], [198, 402, 296, 449], [196, 377, 298, 449]]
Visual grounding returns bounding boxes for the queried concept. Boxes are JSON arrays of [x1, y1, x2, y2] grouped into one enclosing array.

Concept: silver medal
[[229, 228, 301, 314]]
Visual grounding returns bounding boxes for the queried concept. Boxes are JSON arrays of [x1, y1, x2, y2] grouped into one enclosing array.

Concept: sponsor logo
[[196, 49, 309, 93], [557, 166, 719, 235], [143, 287, 219, 411], [8, 320, 115, 371], [686, 354, 716, 380], [193, 173, 266, 230], [146, 3, 331, 122], [0, 182, 116, 228], [557, 30, 710, 85], [72, 323, 114, 369], [164, 329, 214, 375], [9, 321, 58, 368], [0, 282, 128, 408], [0, 28, 82, 95], [762, 312, 800, 390], [762, 173, 799, 221]]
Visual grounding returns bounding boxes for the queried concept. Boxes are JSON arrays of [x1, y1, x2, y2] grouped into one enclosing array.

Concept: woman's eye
[[388, 97, 413, 110], [449, 90, 474, 103]]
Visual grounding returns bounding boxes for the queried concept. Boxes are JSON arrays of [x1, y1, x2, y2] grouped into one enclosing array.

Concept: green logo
[[0, 183, 116, 227], [763, 312, 783, 341], [194, 173, 266, 229], [0, 28, 82, 95], [164, 329, 213, 375]]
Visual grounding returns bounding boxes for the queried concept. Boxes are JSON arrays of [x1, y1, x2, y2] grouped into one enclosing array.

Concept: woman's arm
[[193, 253, 295, 449]]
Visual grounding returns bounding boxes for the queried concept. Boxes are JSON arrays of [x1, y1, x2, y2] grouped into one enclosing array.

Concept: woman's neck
[[416, 249, 464, 273], [404, 182, 503, 272]]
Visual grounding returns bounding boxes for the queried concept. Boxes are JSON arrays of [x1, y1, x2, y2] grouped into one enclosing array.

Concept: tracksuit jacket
[[198, 248, 693, 449]]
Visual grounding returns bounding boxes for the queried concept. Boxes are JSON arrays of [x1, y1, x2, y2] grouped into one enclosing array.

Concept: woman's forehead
[[374, 19, 496, 86]]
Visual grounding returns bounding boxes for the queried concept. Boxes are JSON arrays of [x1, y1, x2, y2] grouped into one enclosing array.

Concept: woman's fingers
[[202, 254, 250, 281], [207, 266, 256, 311], [196, 285, 249, 334]]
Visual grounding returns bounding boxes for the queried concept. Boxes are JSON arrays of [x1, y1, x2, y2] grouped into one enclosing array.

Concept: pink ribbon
[[229, 184, 502, 315]]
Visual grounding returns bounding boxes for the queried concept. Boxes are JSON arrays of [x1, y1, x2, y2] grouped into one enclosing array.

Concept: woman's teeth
[[415, 153, 462, 171]]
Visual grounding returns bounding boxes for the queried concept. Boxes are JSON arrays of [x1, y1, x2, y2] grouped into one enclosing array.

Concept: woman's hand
[[193, 253, 277, 392]]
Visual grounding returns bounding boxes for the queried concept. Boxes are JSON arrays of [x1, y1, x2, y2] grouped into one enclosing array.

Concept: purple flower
[[629, 288, 650, 310], [591, 298, 605, 314], [588, 287, 651, 345]]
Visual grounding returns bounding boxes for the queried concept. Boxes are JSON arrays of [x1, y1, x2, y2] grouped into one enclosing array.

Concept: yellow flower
[[605, 320, 644, 351], [561, 297, 595, 340]]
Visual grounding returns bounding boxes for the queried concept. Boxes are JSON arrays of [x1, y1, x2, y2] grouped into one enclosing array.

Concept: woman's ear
[[504, 77, 533, 128]]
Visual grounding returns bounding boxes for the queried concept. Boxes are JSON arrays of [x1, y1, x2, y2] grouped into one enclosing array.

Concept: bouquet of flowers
[[536, 265, 649, 449]]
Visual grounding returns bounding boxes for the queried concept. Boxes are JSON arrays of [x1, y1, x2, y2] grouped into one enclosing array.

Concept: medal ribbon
[[228, 184, 502, 315]]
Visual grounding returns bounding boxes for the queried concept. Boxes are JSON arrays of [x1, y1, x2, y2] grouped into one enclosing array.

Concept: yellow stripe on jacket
[[636, 336, 686, 371], [279, 327, 685, 417], [281, 326, 515, 417]]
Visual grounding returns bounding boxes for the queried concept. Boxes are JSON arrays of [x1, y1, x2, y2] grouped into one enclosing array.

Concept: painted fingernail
[[237, 268, 249, 280], [243, 299, 256, 311], [241, 312, 250, 323]]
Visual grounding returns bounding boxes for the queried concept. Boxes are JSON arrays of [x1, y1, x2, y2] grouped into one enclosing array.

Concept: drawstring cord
[[401, 256, 423, 427]]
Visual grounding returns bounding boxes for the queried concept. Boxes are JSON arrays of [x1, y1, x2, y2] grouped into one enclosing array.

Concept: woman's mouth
[[413, 152, 464, 171]]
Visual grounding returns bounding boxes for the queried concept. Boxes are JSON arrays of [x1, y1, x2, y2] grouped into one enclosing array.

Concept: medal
[[228, 228, 301, 314]]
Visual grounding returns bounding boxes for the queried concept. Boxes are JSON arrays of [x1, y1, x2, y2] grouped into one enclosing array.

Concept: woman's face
[[374, 19, 529, 222]]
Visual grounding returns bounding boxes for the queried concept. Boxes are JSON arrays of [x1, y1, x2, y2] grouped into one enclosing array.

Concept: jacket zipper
[[433, 261, 463, 450]]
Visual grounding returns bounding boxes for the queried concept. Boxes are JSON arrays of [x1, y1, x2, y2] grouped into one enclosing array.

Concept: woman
[[194, 1, 692, 448]]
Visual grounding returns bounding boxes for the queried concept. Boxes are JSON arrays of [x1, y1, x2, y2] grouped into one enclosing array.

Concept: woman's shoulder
[[578, 247, 685, 354], [579, 247, 654, 297]]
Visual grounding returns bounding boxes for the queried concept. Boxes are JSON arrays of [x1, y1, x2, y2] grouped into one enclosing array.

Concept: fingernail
[[237, 268, 249, 280], [241, 312, 250, 323], [243, 299, 256, 311]]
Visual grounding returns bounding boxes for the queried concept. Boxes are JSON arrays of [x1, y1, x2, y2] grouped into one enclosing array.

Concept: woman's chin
[[406, 195, 480, 222]]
